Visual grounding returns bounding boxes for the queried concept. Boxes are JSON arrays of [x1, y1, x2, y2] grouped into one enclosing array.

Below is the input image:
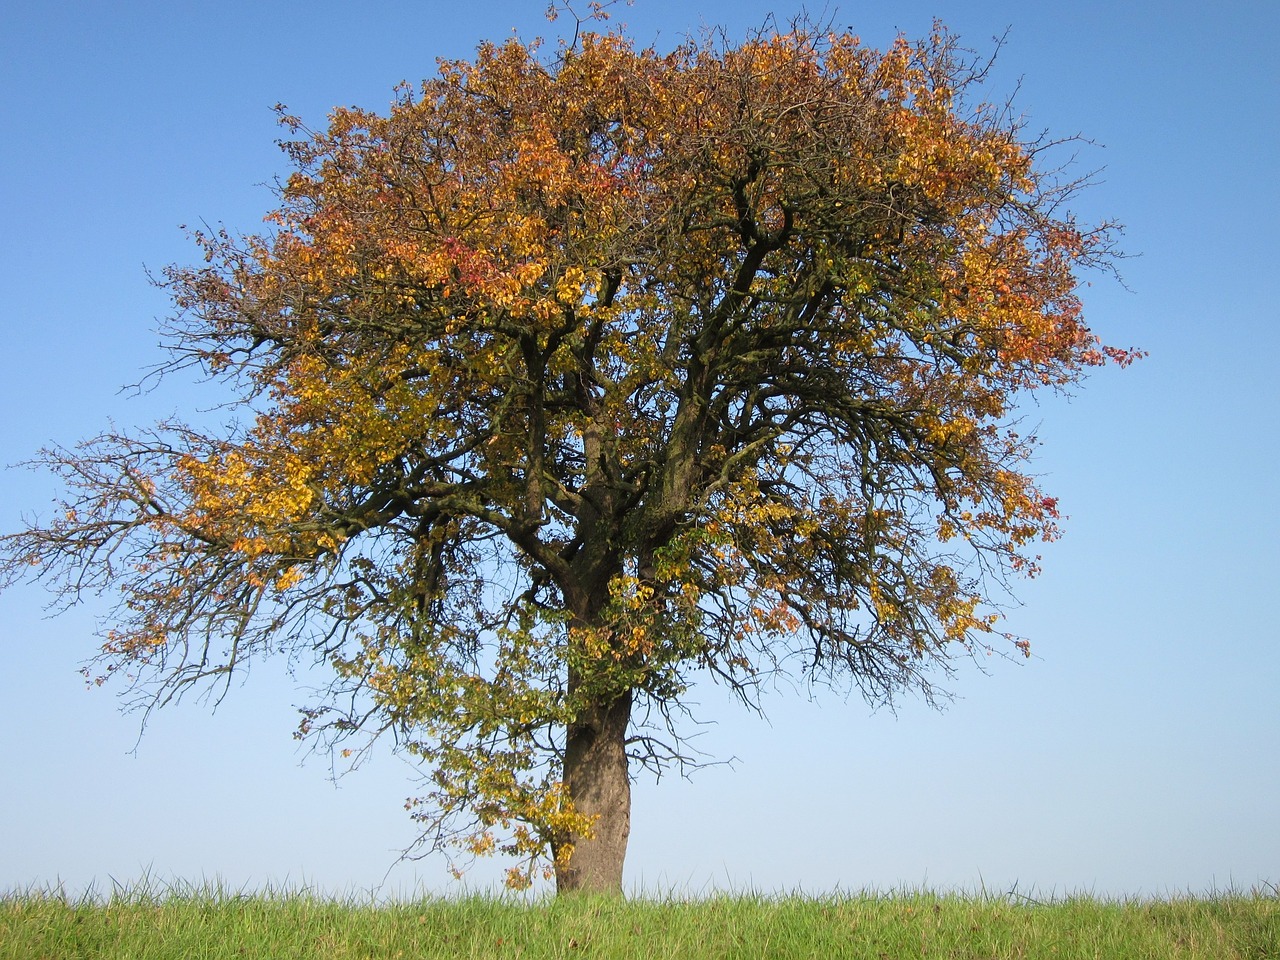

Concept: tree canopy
[[0, 15, 1138, 893]]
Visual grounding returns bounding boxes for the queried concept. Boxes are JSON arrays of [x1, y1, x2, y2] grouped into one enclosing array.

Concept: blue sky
[[1, 0, 1276, 899]]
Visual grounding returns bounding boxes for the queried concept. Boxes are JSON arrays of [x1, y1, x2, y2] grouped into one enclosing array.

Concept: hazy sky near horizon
[[1, 0, 1276, 898]]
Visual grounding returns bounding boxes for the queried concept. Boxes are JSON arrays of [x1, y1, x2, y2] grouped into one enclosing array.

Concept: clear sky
[[1, 0, 1276, 900]]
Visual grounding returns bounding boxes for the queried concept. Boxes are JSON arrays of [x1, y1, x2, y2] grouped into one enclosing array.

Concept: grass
[[1, 881, 1276, 959]]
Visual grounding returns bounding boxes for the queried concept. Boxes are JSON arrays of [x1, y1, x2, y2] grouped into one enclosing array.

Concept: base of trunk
[[555, 690, 632, 894]]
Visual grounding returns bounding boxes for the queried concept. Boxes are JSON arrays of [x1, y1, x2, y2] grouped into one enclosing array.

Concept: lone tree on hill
[[0, 15, 1138, 894]]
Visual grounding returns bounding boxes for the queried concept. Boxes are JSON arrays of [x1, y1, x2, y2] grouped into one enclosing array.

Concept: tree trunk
[[555, 688, 632, 895]]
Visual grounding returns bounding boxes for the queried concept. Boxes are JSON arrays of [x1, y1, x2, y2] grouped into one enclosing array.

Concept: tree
[[0, 15, 1138, 894]]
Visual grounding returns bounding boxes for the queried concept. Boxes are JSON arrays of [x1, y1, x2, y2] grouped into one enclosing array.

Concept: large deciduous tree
[[1, 17, 1137, 893]]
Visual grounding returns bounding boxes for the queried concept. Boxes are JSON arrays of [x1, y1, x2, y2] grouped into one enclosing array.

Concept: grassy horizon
[[3, 880, 1277, 959]]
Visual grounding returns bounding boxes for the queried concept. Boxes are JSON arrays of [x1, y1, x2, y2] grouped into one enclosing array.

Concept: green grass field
[[2, 883, 1276, 959]]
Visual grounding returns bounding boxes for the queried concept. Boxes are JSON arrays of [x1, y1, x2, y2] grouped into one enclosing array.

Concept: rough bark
[[555, 688, 633, 894]]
